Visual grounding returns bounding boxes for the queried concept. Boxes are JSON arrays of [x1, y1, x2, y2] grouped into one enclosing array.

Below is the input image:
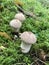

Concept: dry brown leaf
[[38, 49, 46, 61], [0, 32, 12, 40], [14, 0, 24, 6]]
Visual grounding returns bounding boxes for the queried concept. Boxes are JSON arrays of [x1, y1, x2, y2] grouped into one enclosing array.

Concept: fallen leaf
[[0, 32, 12, 40], [14, 0, 24, 6]]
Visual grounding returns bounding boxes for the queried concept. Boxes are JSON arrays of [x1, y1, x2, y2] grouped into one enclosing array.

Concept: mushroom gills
[[21, 41, 31, 53]]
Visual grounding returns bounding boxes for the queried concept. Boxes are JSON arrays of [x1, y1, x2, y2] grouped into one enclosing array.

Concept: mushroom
[[10, 19, 22, 32], [20, 31, 37, 53], [15, 12, 26, 22]]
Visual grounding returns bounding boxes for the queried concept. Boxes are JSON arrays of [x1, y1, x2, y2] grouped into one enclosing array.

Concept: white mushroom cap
[[15, 12, 25, 22], [20, 31, 37, 44], [10, 19, 22, 29]]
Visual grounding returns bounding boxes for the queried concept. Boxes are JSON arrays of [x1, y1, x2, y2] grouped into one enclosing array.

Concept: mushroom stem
[[15, 28, 20, 32], [20, 41, 32, 53]]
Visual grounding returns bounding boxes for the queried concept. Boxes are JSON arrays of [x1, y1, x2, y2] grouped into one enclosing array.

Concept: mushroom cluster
[[10, 12, 37, 53], [10, 12, 26, 38], [10, 12, 26, 32]]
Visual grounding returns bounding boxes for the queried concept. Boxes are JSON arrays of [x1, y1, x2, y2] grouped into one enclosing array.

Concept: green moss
[[0, 0, 49, 65]]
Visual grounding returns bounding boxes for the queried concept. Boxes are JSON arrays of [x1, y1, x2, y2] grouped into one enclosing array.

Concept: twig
[[36, 58, 46, 65], [31, 58, 46, 65], [14, 2, 37, 19], [13, 63, 26, 65], [36, 62, 40, 65]]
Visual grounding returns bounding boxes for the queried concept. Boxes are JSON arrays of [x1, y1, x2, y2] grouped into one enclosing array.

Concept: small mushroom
[[15, 12, 26, 22], [20, 31, 37, 53], [10, 19, 22, 32]]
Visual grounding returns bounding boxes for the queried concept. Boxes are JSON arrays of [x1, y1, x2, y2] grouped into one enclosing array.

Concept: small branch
[[31, 58, 46, 65], [14, 63, 26, 65], [36, 58, 46, 65], [14, 3, 37, 19]]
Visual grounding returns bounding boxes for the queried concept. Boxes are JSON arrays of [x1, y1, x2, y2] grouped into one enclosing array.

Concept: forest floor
[[0, 0, 49, 65]]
